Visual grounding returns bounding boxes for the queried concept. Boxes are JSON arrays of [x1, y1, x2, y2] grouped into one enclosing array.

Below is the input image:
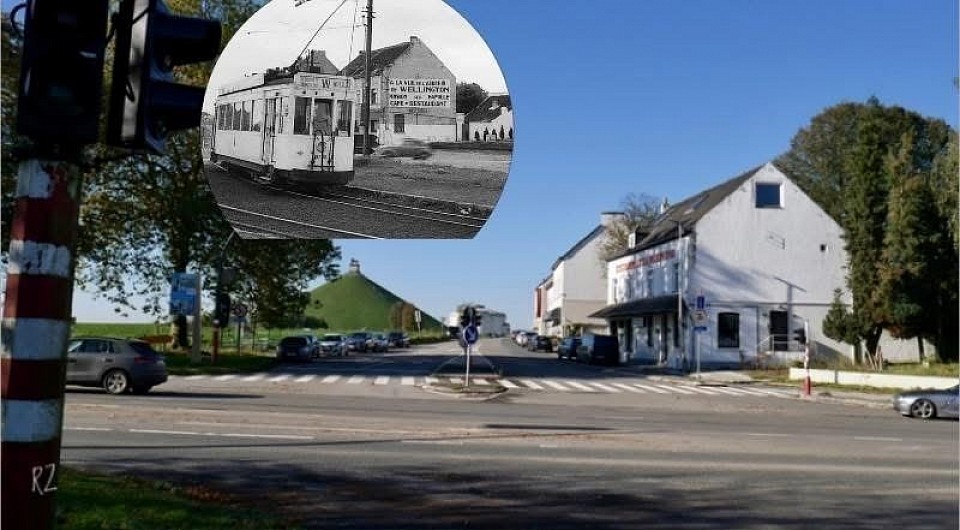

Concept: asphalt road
[[60, 339, 959, 529]]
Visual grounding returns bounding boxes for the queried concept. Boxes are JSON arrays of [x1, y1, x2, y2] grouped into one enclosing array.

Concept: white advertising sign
[[388, 78, 451, 108]]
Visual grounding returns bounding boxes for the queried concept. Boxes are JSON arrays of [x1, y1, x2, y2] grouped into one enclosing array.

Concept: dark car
[[347, 332, 374, 352], [576, 334, 620, 365], [387, 331, 410, 348], [893, 384, 959, 419], [276, 335, 315, 362], [66, 337, 168, 395], [354, 134, 380, 154], [557, 337, 581, 360], [377, 138, 432, 160], [527, 335, 553, 353]]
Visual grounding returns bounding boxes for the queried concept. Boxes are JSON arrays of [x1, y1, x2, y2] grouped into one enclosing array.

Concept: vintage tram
[[211, 70, 356, 186]]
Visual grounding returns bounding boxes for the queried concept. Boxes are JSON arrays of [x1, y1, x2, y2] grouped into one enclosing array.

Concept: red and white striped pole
[[1, 158, 83, 530]]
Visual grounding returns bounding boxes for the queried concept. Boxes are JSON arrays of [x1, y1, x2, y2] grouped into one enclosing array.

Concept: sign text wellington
[[388, 78, 451, 108]]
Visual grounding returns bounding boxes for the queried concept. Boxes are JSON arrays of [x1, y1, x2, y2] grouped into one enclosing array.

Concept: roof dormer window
[[755, 182, 782, 209]]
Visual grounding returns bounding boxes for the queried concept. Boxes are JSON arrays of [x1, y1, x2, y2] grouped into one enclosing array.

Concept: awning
[[589, 295, 686, 320]]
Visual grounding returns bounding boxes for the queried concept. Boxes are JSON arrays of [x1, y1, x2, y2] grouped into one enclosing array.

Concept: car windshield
[[322, 335, 342, 341]]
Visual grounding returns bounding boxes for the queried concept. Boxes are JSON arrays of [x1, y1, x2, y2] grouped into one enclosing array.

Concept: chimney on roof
[[348, 258, 361, 274], [410, 35, 420, 44], [600, 211, 625, 228], [659, 197, 670, 214]]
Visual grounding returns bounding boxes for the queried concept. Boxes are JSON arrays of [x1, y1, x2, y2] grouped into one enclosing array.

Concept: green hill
[[304, 268, 443, 332]]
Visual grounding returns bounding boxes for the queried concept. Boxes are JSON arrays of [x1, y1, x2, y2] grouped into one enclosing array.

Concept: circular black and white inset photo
[[202, 0, 513, 240]]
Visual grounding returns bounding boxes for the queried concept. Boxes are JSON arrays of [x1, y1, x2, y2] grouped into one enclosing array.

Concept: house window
[[293, 97, 310, 135], [717, 312, 740, 348], [337, 100, 353, 134], [394, 113, 405, 133], [371, 88, 378, 105], [755, 182, 782, 208]]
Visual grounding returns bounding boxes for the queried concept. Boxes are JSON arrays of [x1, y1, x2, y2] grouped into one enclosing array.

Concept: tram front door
[[262, 98, 277, 166]]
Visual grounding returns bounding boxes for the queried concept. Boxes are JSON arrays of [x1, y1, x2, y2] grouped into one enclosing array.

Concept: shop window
[[293, 97, 310, 135], [755, 182, 782, 208], [718, 312, 740, 348], [337, 100, 353, 134], [394, 113, 405, 133]]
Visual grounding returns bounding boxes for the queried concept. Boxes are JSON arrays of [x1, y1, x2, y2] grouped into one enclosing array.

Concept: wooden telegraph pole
[[361, 0, 374, 160]]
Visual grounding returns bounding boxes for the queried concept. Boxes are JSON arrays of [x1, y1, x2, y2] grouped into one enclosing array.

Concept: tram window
[[252, 100, 262, 132], [312, 98, 333, 136], [337, 100, 352, 134], [233, 103, 241, 131], [393, 113, 404, 133], [294, 97, 310, 135], [242, 101, 252, 131]]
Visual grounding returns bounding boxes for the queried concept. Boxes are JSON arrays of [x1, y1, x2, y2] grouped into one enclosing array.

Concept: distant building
[[465, 94, 512, 142], [295, 50, 340, 75], [446, 305, 510, 337], [340, 36, 457, 146]]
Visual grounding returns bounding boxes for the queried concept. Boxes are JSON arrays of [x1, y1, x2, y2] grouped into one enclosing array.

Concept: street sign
[[695, 294, 705, 310], [463, 324, 478, 345], [169, 272, 198, 315], [693, 308, 708, 333], [414, 309, 421, 323]]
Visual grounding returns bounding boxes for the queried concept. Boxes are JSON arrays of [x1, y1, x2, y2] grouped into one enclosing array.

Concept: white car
[[318, 334, 348, 357]]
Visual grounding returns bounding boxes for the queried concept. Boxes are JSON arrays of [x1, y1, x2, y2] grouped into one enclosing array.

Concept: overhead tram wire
[[291, 0, 353, 66]]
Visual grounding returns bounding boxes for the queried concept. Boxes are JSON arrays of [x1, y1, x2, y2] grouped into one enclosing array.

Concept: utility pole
[[361, 0, 374, 160]]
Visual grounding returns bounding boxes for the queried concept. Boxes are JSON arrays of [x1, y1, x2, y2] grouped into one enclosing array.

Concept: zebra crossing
[[173, 373, 797, 398]]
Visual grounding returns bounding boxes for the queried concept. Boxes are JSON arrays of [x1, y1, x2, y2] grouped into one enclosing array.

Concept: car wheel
[[910, 399, 937, 419], [102, 369, 131, 395]]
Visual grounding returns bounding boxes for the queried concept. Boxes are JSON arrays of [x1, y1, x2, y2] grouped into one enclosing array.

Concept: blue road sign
[[169, 272, 198, 316], [463, 324, 479, 345], [696, 294, 705, 310]]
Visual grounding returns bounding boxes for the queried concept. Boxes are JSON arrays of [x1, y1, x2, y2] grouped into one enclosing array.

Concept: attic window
[[755, 183, 782, 208]]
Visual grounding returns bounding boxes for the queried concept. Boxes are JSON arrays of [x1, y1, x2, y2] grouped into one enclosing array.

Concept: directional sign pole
[[465, 342, 471, 387]]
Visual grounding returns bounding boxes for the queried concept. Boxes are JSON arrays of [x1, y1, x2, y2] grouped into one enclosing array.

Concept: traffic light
[[16, 0, 109, 144], [459, 308, 470, 328], [214, 292, 231, 327], [107, 0, 221, 153], [474, 311, 482, 328]]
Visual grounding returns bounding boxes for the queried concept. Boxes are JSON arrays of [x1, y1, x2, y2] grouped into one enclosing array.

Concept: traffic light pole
[[212, 232, 237, 364], [1, 155, 85, 530]]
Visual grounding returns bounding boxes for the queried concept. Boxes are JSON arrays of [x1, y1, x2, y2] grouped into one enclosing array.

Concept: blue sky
[[53, 0, 959, 328]]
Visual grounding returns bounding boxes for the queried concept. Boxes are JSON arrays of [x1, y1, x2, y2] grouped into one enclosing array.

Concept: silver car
[[318, 334, 348, 357], [893, 384, 959, 419], [67, 337, 168, 395]]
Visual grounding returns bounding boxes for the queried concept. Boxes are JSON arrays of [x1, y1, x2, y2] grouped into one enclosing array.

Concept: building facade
[[465, 94, 513, 142], [592, 162, 861, 368], [533, 213, 623, 337], [341, 36, 457, 146]]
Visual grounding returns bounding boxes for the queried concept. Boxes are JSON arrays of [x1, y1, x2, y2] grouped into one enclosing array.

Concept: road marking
[[685, 385, 719, 395], [587, 382, 623, 393], [611, 383, 646, 393], [854, 436, 903, 442], [294, 375, 316, 383], [401, 440, 464, 446], [321, 375, 341, 383], [347, 375, 365, 384], [242, 374, 265, 382], [499, 379, 519, 388], [374, 376, 390, 385], [744, 432, 792, 438], [716, 386, 765, 396], [542, 380, 570, 391], [564, 381, 597, 392], [214, 375, 236, 382], [130, 429, 200, 436], [449, 377, 463, 384], [65, 427, 112, 432], [401, 376, 415, 386], [472, 378, 490, 386], [185, 375, 206, 381], [704, 386, 744, 396], [220, 433, 314, 440], [269, 374, 291, 383], [656, 385, 695, 395], [632, 384, 669, 394], [425, 376, 439, 385], [751, 388, 795, 398], [520, 379, 544, 390]]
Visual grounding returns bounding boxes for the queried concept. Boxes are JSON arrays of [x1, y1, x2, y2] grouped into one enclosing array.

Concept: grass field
[[56, 467, 298, 530]]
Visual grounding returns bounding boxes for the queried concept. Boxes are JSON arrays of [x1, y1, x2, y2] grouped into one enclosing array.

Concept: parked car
[[318, 334, 348, 357], [893, 384, 959, 419], [576, 334, 620, 365], [516, 331, 537, 347], [353, 133, 380, 154], [347, 332, 374, 352], [377, 138, 432, 159], [386, 331, 410, 348], [371, 334, 390, 352], [527, 335, 553, 353], [66, 337, 168, 395], [277, 335, 316, 362], [557, 337, 581, 360]]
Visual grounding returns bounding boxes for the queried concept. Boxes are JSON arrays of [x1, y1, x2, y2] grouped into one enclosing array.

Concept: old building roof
[[340, 42, 412, 77], [465, 95, 512, 123], [609, 164, 768, 260]]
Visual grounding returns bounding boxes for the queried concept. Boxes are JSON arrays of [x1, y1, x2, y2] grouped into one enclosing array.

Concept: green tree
[[822, 289, 862, 363], [456, 82, 487, 114]]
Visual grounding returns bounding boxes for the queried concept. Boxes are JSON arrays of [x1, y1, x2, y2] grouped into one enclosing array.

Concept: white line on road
[[542, 380, 570, 391], [401, 376, 415, 386], [129, 429, 200, 436], [499, 379, 519, 388], [854, 436, 903, 442], [219, 433, 314, 440], [564, 381, 597, 392], [65, 427, 112, 432], [269, 374, 291, 383], [347, 375, 365, 384], [185, 375, 206, 381], [472, 378, 490, 386], [701, 386, 742, 396], [686, 386, 722, 395], [321, 375, 341, 383], [718, 386, 769, 396], [587, 382, 623, 393], [449, 377, 464, 384], [744, 432, 792, 437], [374, 376, 390, 385], [401, 440, 464, 446], [294, 375, 316, 383], [214, 375, 236, 382], [611, 383, 646, 393], [632, 384, 668, 394], [520, 379, 544, 390], [242, 374, 266, 382], [656, 385, 695, 395]]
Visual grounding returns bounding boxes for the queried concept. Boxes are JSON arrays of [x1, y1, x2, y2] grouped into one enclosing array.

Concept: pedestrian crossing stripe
[[170, 374, 795, 398]]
